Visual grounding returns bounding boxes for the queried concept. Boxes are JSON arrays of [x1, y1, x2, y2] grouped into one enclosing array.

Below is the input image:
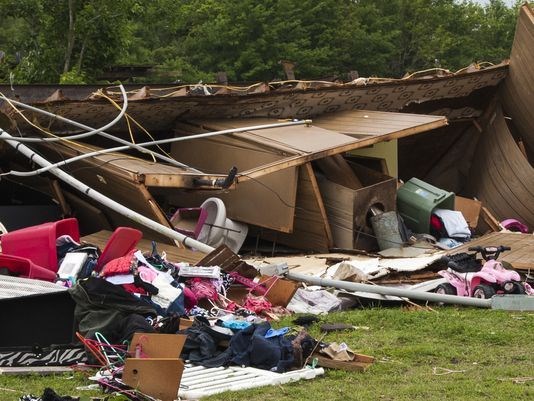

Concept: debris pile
[[1, 4, 534, 400]]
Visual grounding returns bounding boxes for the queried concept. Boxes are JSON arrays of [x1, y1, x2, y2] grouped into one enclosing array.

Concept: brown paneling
[[34, 142, 174, 242], [261, 163, 333, 252], [446, 232, 534, 271], [500, 4, 534, 161], [170, 134, 298, 232], [467, 105, 534, 227]]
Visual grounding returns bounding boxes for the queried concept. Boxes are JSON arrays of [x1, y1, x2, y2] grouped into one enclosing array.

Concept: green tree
[[0, 0, 521, 84], [0, 0, 140, 83]]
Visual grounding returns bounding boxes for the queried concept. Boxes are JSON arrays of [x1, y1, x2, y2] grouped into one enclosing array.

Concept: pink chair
[[170, 208, 208, 239], [94, 227, 143, 272], [0, 218, 80, 273], [0, 254, 57, 282]]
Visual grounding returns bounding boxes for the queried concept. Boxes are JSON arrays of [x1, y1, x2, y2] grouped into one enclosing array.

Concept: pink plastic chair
[[0, 254, 57, 282], [0, 218, 80, 273], [94, 227, 143, 272]]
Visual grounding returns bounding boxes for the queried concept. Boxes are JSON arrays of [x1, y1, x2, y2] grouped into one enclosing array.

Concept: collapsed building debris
[[0, 4, 533, 400]]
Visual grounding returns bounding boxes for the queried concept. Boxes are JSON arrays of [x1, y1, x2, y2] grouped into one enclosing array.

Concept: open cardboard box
[[123, 333, 187, 401], [225, 275, 300, 308], [454, 196, 481, 231]]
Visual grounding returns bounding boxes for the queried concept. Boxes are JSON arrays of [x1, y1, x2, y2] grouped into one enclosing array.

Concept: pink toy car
[[436, 246, 533, 299]]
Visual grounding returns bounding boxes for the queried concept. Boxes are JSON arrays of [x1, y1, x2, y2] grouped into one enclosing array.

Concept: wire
[[1, 119, 309, 178], [235, 172, 300, 210], [95, 90, 172, 161], [0, 91, 195, 170], [0, 85, 128, 142]]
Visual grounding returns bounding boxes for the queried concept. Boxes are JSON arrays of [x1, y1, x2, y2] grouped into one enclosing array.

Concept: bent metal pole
[[285, 271, 492, 308], [0, 128, 217, 254], [0, 91, 197, 171], [2, 119, 312, 178]]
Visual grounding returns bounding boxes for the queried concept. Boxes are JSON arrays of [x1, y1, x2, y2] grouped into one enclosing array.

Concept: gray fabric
[[68, 277, 155, 340]]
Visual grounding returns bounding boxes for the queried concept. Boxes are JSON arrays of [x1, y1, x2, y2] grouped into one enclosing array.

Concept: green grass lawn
[[1, 307, 532, 401]]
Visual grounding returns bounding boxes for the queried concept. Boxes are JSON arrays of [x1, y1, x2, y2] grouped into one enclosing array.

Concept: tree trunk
[[76, 37, 87, 71], [63, 0, 76, 73]]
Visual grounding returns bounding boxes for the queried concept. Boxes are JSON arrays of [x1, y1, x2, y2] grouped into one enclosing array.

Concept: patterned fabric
[[0, 346, 87, 367]]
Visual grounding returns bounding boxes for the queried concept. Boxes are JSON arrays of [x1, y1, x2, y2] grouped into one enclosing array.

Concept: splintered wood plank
[[33, 141, 178, 242], [446, 232, 534, 271]]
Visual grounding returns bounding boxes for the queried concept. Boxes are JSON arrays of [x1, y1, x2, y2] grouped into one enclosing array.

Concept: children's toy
[[436, 245, 532, 298]]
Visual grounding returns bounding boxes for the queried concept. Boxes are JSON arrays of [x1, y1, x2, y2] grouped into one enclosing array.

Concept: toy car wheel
[[513, 282, 526, 294], [473, 284, 496, 299], [435, 283, 457, 296], [503, 281, 525, 294]]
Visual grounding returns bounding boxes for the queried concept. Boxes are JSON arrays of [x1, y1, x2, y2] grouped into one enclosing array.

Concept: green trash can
[[397, 178, 455, 234]]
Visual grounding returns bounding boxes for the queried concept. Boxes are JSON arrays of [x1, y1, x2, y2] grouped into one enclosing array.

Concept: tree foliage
[[0, 0, 522, 84]]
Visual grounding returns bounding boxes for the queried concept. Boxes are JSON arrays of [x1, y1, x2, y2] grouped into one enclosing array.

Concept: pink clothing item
[[183, 287, 198, 310], [138, 265, 158, 283], [501, 218, 529, 233], [188, 277, 219, 301]]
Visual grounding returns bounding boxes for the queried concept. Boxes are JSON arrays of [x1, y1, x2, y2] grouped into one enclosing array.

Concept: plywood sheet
[[312, 110, 446, 138], [260, 163, 333, 252], [446, 232, 534, 271], [467, 105, 534, 228], [170, 132, 297, 232], [500, 4, 534, 161]]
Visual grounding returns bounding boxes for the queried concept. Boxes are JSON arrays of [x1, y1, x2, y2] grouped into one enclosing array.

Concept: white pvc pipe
[[286, 271, 492, 308], [2, 119, 311, 178], [0, 128, 217, 254], [0, 85, 129, 142], [0, 93, 197, 171]]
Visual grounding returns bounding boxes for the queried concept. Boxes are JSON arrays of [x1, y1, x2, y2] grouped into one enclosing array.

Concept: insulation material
[[324, 253, 444, 281]]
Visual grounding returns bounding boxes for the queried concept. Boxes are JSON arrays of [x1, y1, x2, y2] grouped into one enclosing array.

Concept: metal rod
[[203, 222, 242, 233], [0, 90, 198, 172], [2, 119, 311, 178], [0, 85, 129, 143], [285, 271, 492, 308], [0, 128, 217, 254]]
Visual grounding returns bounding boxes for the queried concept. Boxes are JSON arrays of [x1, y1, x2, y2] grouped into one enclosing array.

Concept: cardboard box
[[259, 276, 299, 307], [123, 333, 187, 401], [317, 163, 397, 251], [455, 196, 482, 229]]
